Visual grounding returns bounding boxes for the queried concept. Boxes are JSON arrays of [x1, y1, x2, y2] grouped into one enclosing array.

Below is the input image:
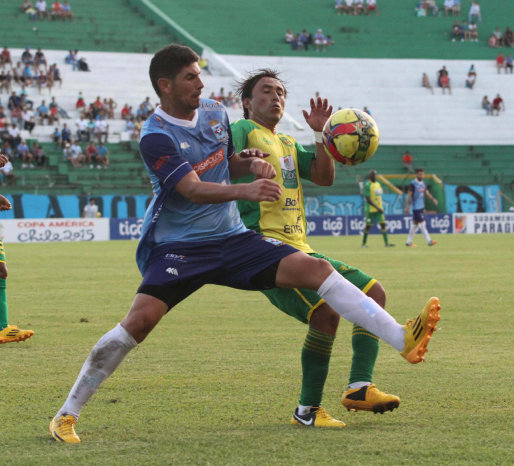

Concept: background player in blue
[[50, 44, 440, 443], [405, 168, 439, 247]]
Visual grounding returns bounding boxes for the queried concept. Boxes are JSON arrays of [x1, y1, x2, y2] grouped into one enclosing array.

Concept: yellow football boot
[[291, 406, 346, 428], [49, 415, 81, 443], [342, 384, 400, 413], [401, 297, 441, 364], [0, 325, 34, 344]]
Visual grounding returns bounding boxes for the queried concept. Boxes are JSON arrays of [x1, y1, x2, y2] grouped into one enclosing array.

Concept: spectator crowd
[[335, 0, 378, 16], [285, 28, 335, 52], [21, 0, 74, 21]]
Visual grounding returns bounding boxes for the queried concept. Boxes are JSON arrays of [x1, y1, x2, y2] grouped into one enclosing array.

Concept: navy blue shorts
[[413, 209, 425, 223], [138, 230, 298, 309]]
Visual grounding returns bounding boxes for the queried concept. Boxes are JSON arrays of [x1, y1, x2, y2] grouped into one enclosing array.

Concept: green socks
[[381, 228, 389, 245], [349, 325, 379, 384], [0, 278, 8, 330], [299, 327, 335, 406], [362, 231, 368, 246]]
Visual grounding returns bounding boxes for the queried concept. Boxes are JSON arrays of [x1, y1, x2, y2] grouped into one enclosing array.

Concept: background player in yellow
[[362, 169, 395, 248], [0, 153, 34, 344], [231, 70, 401, 426]]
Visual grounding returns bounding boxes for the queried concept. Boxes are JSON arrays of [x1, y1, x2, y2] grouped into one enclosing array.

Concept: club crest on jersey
[[279, 136, 294, 146], [209, 119, 227, 142]]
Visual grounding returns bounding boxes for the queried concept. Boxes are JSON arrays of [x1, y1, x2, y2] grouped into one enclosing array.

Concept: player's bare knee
[[310, 303, 340, 335], [367, 281, 386, 308], [315, 257, 336, 279], [121, 310, 159, 343]]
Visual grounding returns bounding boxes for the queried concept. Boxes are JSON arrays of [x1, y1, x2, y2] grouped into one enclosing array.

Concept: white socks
[[57, 324, 137, 420], [419, 222, 432, 243], [408, 222, 432, 244], [317, 271, 405, 352], [348, 381, 371, 389], [298, 405, 312, 415], [407, 223, 417, 244]]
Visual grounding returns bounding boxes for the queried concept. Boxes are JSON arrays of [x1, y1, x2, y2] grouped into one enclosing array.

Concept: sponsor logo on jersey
[[202, 101, 222, 110], [166, 267, 179, 276], [193, 148, 225, 176], [153, 155, 170, 171], [262, 137, 273, 145], [209, 119, 227, 142], [180, 142, 191, 149], [280, 155, 298, 189], [164, 253, 186, 261], [284, 215, 304, 234]]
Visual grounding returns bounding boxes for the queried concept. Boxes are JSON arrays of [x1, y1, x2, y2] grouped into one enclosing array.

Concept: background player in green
[[231, 70, 401, 427], [0, 154, 34, 344], [362, 169, 395, 248]]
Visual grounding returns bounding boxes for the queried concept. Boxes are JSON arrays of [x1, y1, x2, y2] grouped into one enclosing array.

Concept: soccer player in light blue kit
[[49, 44, 440, 442], [405, 168, 439, 247]]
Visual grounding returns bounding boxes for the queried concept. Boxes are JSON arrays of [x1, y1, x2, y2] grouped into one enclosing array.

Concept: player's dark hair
[[235, 69, 287, 119], [456, 185, 485, 212], [149, 44, 199, 97], [415, 168, 424, 173]]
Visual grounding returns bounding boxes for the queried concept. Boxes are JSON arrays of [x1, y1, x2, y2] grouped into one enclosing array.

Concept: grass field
[[1, 234, 513, 465]]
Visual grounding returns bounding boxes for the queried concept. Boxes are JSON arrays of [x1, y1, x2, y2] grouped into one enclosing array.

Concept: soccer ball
[[322, 108, 380, 165]]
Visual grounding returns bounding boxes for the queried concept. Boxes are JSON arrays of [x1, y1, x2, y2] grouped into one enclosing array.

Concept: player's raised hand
[[238, 148, 270, 159], [302, 96, 333, 132], [0, 154, 8, 168], [244, 179, 281, 202], [249, 158, 276, 180], [0, 194, 12, 211]]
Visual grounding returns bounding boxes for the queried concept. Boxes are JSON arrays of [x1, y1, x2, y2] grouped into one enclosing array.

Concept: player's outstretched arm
[[175, 170, 281, 204], [229, 149, 275, 180], [303, 96, 335, 186], [302, 96, 333, 132]]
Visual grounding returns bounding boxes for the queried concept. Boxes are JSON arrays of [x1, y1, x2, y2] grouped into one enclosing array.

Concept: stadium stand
[[0, 0, 512, 207], [1, 0, 175, 52]]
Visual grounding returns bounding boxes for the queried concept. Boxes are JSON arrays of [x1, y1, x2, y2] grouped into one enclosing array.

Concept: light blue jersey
[[409, 178, 427, 211], [136, 100, 247, 274]]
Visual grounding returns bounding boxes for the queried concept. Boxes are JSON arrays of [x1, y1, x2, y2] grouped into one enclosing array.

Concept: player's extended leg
[[361, 224, 372, 248], [291, 305, 346, 427], [0, 254, 34, 344], [419, 220, 437, 246], [50, 293, 168, 443], [379, 222, 395, 247], [342, 282, 400, 413], [406, 222, 418, 247], [276, 252, 440, 363]]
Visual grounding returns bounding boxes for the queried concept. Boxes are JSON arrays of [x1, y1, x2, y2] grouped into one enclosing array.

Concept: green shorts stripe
[[262, 252, 375, 324]]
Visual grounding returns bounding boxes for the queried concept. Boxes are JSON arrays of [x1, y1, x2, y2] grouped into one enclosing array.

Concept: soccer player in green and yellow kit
[[0, 154, 34, 344], [231, 70, 401, 427], [362, 169, 395, 248]]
